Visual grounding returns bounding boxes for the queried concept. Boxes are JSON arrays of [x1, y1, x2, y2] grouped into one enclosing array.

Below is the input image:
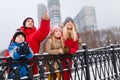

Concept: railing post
[[39, 60, 45, 80], [82, 44, 91, 80], [111, 44, 119, 79]]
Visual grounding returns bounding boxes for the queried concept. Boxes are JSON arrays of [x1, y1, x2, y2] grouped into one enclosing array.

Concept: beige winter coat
[[44, 38, 63, 70]]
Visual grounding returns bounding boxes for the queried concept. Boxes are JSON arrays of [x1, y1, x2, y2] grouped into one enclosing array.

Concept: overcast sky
[[0, 0, 120, 50]]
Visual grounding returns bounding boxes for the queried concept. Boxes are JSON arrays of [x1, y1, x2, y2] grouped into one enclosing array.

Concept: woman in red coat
[[5, 12, 50, 75], [62, 17, 82, 80]]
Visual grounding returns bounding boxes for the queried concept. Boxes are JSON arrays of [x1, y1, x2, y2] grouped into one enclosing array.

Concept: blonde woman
[[44, 25, 68, 80], [62, 17, 82, 80]]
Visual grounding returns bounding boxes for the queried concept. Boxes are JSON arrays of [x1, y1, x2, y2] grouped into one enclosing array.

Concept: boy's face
[[15, 35, 25, 43]]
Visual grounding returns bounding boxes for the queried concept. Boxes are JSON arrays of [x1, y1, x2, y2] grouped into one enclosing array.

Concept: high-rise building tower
[[74, 6, 97, 32], [47, 0, 61, 27], [37, 4, 47, 26]]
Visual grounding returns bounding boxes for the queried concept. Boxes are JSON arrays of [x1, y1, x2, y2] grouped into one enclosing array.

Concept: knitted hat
[[13, 31, 26, 41], [64, 17, 74, 26], [23, 17, 34, 27], [50, 25, 62, 35]]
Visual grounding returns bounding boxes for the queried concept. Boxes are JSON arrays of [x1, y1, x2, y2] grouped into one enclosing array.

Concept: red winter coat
[[64, 39, 78, 54], [62, 38, 78, 80], [20, 19, 50, 53]]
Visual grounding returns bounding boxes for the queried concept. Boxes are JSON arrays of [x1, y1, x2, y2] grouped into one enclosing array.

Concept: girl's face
[[15, 35, 25, 43], [66, 21, 74, 30], [54, 29, 62, 38], [25, 19, 34, 28]]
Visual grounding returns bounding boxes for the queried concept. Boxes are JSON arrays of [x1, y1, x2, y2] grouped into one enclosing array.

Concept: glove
[[63, 46, 70, 54], [16, 47, 23, 55], [21, 42, 30, 55], [24, 48, 30, 55], [21, 42, 28, 50]]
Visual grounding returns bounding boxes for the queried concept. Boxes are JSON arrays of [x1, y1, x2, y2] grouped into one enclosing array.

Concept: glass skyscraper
[[74, 6, 97, 33], [47, 0, 61, 27], [37, 4, 47, 26]]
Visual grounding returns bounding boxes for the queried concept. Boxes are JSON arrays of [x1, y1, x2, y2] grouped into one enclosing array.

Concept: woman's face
[[54, 29, 62, 38], [15, 35, 25, 43], [66, 21, 74, 30], [25, 19, 34, 28]]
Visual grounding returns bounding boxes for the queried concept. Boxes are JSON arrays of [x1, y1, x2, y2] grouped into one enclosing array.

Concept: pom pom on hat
[[50, 25, 62, 35]]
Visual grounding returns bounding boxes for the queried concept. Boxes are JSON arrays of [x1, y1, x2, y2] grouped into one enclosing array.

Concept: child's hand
[[58, 48, 64, 54], [63, 46, 70, 54]]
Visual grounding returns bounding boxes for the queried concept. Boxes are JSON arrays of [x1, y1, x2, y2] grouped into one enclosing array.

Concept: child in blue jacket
[[8, 30, 33, 79]]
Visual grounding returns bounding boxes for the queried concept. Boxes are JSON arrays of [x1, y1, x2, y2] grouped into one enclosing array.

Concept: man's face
[[25, 19, 34, 28]]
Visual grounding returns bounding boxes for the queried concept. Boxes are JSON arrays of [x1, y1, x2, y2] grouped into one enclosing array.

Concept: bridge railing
[[0, 44, 120, 80]]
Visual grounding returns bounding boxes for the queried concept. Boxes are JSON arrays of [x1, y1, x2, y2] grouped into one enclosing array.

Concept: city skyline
[[38, 1, 97, 33]]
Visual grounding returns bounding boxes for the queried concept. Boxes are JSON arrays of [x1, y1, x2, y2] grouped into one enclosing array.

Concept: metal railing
[[0, 44, 120, 80]]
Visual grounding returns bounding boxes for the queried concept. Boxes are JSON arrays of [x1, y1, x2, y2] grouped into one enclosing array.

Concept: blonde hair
[[50, 32, 64, 49], [52, 36, 64, 49], [62, 23, 78, 41]]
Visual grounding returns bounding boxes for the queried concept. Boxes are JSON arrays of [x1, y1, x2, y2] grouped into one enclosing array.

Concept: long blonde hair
[[48, 33, 64, 49], [62, 23, 78, 41], [50, 34, 64, 49]]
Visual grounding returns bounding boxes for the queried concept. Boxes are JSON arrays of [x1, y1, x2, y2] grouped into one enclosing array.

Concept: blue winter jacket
[[8, 42, 33, 79]]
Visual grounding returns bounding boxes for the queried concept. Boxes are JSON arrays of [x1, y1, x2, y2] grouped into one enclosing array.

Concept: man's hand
[[42, 11, 50, 20]]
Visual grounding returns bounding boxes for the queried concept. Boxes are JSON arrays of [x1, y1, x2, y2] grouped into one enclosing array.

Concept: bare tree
[[80, 26, 120, 49]]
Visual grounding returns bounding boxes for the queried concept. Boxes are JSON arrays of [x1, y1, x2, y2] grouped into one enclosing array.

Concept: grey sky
[[0, 0, 120, 50]]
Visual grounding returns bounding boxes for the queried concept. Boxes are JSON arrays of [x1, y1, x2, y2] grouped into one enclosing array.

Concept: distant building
[[74, 6, 97, 33], [37, 4, 47, 26], [47, 0, 61, 27], [0, 49, 6, 57]]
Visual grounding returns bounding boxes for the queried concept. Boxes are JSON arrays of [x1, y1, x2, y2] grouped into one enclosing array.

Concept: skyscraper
[[47, 0, 61, 27], [37, 4, 47, 26], [74, 6, 97, 32]]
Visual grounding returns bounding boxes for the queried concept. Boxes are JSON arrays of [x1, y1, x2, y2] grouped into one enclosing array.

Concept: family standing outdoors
[[5, 11, 82, 80]]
